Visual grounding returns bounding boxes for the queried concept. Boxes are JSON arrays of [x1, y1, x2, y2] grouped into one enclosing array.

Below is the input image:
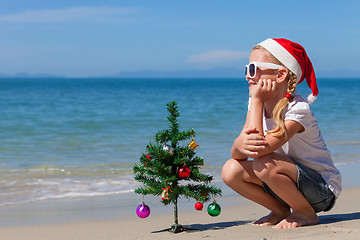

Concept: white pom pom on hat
[[258, 38, 318, 103]]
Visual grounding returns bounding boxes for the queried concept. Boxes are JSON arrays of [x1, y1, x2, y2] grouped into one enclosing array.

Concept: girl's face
[[247, 49, 279, 97]]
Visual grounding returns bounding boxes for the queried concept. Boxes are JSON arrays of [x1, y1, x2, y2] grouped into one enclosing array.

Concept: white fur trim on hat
[[307, 93, 317, 104], [258, 39, 302, 83]]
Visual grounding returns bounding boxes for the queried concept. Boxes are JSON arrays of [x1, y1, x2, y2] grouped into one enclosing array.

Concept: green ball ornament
[[207, 200, 221, 217]]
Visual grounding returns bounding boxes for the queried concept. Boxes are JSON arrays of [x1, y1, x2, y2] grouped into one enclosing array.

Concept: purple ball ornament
[[136, 202, 150, 218]]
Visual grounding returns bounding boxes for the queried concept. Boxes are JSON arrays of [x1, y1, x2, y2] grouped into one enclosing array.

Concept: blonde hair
[[252, 45, 298, 138], [267, 71, 297, 137]]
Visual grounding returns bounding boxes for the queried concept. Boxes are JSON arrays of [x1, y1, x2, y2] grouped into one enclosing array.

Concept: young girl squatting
[[222, 38, 341, 229]]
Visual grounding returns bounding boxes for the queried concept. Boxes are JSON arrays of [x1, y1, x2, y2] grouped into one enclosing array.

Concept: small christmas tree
[[133, 101, 222, 233]]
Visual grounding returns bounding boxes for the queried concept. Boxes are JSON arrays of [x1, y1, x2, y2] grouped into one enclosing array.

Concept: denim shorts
[[263, 160, 336, 213]]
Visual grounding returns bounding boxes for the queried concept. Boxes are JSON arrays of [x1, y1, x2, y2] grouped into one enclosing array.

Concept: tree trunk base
[[169, 224, 197, 233], [170, 224, 183, 233]]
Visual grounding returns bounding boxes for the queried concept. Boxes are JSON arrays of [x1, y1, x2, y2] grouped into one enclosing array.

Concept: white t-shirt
[[248, 95, 342, 197]]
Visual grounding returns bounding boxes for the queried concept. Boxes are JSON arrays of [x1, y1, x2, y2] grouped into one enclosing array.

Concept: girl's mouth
[[248, 81, 257, 86]]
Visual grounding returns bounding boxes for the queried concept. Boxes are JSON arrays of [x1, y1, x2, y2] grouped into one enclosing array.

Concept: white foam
[[0, 164, 223, 207], [0, 174, 141, 207]]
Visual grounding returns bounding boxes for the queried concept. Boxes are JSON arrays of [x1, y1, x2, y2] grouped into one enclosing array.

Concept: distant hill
[[111, 67, 243, 78], [0, 72, 64, 78]]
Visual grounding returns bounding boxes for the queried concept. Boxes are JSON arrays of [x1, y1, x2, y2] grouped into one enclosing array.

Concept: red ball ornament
[[145, 155, 151, 160], [178, 165, 191, 179], [195, 202, 203, 211]]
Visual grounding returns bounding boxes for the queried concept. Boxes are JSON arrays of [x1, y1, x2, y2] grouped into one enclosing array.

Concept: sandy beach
[[0, 187, 359, 240]]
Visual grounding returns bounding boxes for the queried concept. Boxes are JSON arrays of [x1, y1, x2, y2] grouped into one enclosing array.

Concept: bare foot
[[253, 210, 291, 226], [274, 211, 319, 229]]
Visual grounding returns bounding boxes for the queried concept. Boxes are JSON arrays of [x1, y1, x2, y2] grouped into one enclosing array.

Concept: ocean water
[[0, 78, 359, 207]]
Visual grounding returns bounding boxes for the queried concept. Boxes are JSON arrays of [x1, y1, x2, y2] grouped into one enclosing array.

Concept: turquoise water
[[0, 78, 359, 206]]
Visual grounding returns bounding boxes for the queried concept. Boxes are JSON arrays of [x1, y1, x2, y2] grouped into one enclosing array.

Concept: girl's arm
[[248, 98, 264, 136], [232, 118, 303, 160], [231, 110, 267, 160], [250, 120, 304, 158], [247, 79, 275, 137], [245, 79, 304, 158]]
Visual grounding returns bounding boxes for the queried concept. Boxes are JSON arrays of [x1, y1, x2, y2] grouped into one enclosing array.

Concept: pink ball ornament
[[136, 203, 150, 218]]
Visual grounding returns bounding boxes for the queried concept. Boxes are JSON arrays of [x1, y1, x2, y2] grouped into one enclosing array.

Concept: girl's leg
[[222, 158, 290, 226], [252, 153, 319, 228]]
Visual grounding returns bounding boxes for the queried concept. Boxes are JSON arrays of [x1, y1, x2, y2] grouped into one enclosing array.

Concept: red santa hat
[[258, 38, 318, 103]]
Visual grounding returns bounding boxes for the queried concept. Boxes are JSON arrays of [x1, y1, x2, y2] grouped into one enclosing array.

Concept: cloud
[[0, 6, 136, 23], [186, 49, 248, 64]]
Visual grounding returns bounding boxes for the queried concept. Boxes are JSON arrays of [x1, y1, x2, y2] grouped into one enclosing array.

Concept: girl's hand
[[252, 79, 277, 102], [232, 127, 267, 159]]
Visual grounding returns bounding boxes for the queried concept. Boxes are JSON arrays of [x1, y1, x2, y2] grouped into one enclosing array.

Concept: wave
[[0, 163, 138, 206], [0, 175, 140, 207], [0, 163, 222, 207], [0, 189, 136, 207]]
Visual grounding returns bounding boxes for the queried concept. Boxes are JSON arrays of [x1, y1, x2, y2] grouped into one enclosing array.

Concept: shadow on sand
[[152, 212, 360, 233], [152, 219, 252, 233], [319, 212, 360, 224]]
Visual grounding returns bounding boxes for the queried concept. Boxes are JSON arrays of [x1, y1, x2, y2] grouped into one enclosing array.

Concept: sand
[[0, 187, 359, 240]]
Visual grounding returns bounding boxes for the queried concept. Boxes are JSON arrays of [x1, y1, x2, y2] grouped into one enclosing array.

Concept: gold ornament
[[188, 139, 199, 150], [161, 186, 172, 200], [161, 189, 169, 200]]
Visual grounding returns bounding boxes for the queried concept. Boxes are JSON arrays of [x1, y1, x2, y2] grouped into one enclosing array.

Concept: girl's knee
[[222, 158, 251, 186], [222, 159, 234, 184], [222, 158, 242, 185]]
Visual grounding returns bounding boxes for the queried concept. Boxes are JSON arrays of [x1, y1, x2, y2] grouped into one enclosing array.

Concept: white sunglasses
[[245, 62, 283, 78]]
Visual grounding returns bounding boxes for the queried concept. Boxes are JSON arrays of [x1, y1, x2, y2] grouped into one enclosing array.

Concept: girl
[[222, 38, 341, 229]]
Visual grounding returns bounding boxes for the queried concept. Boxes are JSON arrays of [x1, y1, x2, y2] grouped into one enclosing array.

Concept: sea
[[1, 78, 360, 208]]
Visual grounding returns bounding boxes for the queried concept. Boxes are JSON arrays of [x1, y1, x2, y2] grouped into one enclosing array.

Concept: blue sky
[[0, 0, 359, 77]]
